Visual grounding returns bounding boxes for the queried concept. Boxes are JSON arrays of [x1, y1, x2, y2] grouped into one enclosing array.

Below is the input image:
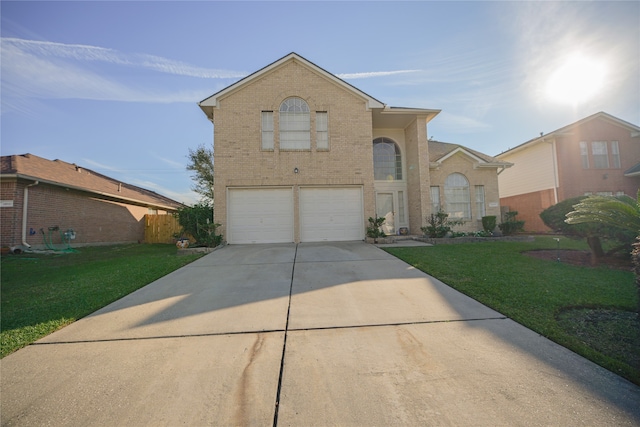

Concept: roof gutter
[[22, 180, 39, 248]]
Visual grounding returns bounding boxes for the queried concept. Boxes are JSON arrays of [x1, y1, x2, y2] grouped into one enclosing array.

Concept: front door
[[376, 193, 395, 235]]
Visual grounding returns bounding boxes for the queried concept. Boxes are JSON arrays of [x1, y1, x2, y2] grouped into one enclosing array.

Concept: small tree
[[421, 211, 464, 238], [366, 217, 386, 243], [186, 145, 214, 204], [174, 203, 222, 247], [498, 211, 525, 236]]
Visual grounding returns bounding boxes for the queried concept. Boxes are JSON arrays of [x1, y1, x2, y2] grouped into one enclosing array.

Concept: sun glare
[[545, 54, 607, 105]]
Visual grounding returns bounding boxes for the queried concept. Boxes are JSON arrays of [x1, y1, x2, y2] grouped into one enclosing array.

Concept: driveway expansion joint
[[272, 243, 297, 426]]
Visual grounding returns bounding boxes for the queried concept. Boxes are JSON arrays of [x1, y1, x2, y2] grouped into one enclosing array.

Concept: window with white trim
[[592, 141, 609, 169], [445, 173, 470, 219], [475, 185, 485, 219], [611, 141, 620, 168], [261, 111, 274, 150], [279, 97, 310, 150], [398, 191, 405, 223], [579, 141, 589, 169], [316, 111, 329, 150], [430, 186, 440, 213], [373, 137, 402, 181]]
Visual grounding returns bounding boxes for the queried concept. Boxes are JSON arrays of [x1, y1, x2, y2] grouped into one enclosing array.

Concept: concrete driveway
[[2, 242, 639, 426]]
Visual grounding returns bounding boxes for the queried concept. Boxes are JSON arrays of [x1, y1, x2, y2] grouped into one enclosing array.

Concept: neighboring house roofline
[[496, 111, 640, 158], [1, 172, 182, 211], [199, 52, 387, 119], [0, 153, 184, 211]]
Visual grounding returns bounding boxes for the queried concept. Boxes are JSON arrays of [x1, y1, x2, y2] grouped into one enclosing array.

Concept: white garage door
[[300, 187, 364, 242], [228, 188, 293, 244]]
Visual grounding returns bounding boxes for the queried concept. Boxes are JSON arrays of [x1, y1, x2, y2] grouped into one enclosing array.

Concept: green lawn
[[1, 244, 205, 358], [384, 236, 639, 385]]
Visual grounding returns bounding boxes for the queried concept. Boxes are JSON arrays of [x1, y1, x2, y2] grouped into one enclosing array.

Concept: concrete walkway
[[2, 242, 639, 426]]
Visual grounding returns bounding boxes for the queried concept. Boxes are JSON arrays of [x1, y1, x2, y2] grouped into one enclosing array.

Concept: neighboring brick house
[[198, 53, 510, 243], [1, 153, 183, 249], [497, 112, 640, 232]]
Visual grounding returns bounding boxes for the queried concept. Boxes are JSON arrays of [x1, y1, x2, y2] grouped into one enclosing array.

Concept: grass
[[1, 244, 205, 358], [384, 236, 639, 385]]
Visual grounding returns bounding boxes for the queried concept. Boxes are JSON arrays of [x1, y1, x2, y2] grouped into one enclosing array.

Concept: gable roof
[[199, 52, 386, 119], [497, 111, 640, 158], [1, 154, 184, 210], [429, 141, 512, 169]]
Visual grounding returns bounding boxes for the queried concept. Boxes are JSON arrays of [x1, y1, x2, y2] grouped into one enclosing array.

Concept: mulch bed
[[524, 249, 633, 270]]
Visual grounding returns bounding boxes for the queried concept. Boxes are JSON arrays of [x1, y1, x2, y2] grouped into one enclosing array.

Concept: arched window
[[373, 137, 402, 181], [279, 97, 310, 150], [444, 173, 470, 219]]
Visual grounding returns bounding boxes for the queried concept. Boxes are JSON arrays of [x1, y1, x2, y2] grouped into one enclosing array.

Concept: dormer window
[[279, 97, 310, 150]]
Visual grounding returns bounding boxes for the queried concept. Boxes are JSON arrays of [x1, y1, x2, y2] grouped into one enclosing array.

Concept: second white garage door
[[300, 187, 364, 242], [228, 188, 294, 244]]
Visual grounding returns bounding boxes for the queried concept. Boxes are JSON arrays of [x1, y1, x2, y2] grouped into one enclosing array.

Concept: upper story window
[[373, 137, 402, 181], [279, 97, 310, 150], [579, 141, 589, 168], [445, 173, 470, 219], [261, 111, 274, 150], [611, 141, 620, 168], [316, 111, 329, 150], [592, 141, 609, 169]]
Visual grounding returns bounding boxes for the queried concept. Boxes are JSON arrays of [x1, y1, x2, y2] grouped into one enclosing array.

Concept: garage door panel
[[300, 188, 364, 242], [228, 189, 293, 244]]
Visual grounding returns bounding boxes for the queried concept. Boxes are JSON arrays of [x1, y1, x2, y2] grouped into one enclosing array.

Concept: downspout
[[22, 180, 39, 248], [550, 139, 559, 204]]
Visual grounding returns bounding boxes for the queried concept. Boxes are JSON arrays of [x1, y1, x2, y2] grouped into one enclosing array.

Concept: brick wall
[[1, 179, 150, 248], [212, 59, 375, 241], [499, 188, 556, 233], [555, 118, 640, 199]]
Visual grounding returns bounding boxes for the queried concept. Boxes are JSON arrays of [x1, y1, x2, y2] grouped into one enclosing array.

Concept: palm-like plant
[[565, 191, 640, 233], [566, 190, 640, 316]]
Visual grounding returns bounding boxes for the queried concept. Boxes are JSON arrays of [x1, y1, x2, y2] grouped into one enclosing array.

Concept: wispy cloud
[[2, 38, 247, 79], [433, 111, 492, 134], [0, 37, 438, 110], [337, 70, 421, 79]]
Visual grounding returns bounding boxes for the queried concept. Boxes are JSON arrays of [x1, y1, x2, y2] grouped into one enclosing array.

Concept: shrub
[[481, 215, 497, 234], [498, 211, 525, 236], [366, 217, 386, 242], [421, 211, 464, 238], [174, 203, 222, 247]]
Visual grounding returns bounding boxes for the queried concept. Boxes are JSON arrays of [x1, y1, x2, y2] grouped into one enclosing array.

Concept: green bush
[[366, 217, 386, 241], [498, 211, 525, 236], [421, 211, 464, 238], [482, 215, 497, 234], [174, 203, 222, 247]]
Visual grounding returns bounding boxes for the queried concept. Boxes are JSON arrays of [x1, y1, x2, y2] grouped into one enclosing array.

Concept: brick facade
[[211, 58, 376, 242], [498, 113, 640, 233], [1, 179, 154, 248], [1, 154, 183, 249], [201, 53, 510, 242], [429, 152, 504, 232]]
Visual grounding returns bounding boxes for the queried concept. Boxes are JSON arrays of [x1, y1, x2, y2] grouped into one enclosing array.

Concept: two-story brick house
[[199, 53, 510, 244], [497, 112, 640, 232]]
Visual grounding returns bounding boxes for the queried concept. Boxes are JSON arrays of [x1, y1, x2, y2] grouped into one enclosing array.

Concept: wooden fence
[[144, 214, 183, 244]]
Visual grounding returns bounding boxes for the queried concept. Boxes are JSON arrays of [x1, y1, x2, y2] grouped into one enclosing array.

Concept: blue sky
[[2, 1, 638, 205]]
